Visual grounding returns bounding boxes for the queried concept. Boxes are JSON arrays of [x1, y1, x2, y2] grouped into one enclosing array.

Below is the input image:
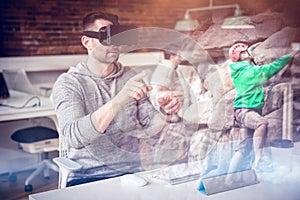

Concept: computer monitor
[[2, 69, 41, 95], [0, 72, 10, 99]]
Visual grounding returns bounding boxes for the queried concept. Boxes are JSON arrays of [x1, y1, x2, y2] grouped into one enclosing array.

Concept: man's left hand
[[158, 92, 180, 115]]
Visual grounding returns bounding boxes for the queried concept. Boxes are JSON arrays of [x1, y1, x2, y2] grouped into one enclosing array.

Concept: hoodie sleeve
[[52, 73, 101, 149], [249, 55, 292, 85]]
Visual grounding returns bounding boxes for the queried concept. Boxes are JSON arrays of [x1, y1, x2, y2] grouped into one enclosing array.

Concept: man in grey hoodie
[[52, 11, 183, 186]]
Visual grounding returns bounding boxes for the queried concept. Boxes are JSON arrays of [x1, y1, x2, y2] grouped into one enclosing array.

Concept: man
[[228, 42, 298, 172], [52, 11, 181, 186]]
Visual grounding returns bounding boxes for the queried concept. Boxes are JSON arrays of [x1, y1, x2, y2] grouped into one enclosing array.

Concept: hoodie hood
[[229, 61, 250, 79], [68, 62, 125, 80]]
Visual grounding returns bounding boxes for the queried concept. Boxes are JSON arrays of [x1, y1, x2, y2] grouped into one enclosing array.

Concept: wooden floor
[[0, 170, 58, 200]]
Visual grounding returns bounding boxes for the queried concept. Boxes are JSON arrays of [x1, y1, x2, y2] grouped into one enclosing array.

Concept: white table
[[28, 166, 300, 200], [0, 90, 55, 122]]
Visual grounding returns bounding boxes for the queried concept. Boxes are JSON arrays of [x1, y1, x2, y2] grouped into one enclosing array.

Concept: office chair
[[9, 126, 59, 192]]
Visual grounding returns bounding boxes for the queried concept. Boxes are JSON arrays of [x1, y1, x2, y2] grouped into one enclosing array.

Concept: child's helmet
[[229, 43, 249, 62]]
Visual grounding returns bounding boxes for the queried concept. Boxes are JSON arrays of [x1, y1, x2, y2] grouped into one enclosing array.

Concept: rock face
[[196, 11, 298, 62], [188, 9, 300, 171], [196, 9, 300, 133], [254, 26, 300, 64]]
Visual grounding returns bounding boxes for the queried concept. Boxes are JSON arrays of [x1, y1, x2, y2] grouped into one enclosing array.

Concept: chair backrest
[[58, 134, 69, 158]]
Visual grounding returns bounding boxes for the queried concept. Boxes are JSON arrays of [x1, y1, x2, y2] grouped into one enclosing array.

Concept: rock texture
[[196, 11, 299, 62], [189, 9, 300, 172]]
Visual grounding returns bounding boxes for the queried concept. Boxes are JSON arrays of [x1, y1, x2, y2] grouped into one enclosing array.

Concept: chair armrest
[[53, 157, 82, 171], [53, 157, 82, 188]]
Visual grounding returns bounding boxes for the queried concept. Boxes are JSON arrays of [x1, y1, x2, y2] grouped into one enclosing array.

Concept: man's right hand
[[120, 72, 152, 101], [93, 72, 152, 133]]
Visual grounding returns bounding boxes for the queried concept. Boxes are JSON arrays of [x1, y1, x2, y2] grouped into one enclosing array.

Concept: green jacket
[[229, 55, 292, 109]]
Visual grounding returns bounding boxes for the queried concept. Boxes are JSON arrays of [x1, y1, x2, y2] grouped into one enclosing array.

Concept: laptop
[[2, 69, 41, 95], [0, 72, 10, 99]]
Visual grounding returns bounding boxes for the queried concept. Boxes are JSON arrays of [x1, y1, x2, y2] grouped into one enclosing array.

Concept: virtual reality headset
[[83, 25, 138, 46]]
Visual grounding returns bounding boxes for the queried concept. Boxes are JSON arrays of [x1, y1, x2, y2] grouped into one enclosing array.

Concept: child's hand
[[292, 42, 300, 52], [169, 54, 181, 68], [249, 42, 262, 50], [289, 50, 300, 57], [290, 43, 300, 56]]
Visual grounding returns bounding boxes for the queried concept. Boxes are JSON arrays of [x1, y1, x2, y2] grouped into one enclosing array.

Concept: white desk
[[29, 166, 300, 200], [0, 90, 55, 122]]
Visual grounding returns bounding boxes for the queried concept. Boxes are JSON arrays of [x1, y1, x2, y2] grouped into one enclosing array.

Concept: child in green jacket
[[228, 42, 297, 172]]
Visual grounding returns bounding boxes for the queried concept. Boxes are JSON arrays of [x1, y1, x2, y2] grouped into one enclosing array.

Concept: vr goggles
[[83, 25, 138, 46]]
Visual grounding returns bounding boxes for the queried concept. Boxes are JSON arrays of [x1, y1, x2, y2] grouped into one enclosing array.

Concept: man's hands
[[119, 71, 180, 115], [93, 72, 152, 133]]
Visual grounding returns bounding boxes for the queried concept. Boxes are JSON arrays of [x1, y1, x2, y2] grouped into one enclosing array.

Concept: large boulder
[[253, 26, 300, 63], [197, 11, 286, 60]]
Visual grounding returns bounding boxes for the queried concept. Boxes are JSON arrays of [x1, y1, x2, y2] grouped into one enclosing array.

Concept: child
[[228, 42, 297, 172]]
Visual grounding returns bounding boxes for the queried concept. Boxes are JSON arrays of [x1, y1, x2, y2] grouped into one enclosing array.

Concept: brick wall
[[0, 0, 288, 57]]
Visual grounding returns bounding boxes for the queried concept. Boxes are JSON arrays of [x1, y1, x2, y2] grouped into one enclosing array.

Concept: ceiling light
[[174, 0, 251, 31], [221, 16, 254, 29]]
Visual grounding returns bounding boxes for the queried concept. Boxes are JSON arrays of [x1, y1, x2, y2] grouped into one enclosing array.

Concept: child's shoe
[[252, 159, 273, 173]]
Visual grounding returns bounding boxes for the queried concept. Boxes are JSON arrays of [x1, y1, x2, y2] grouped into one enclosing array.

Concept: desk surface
[[29, 167, 300, 200], [0, 90, 55, 122]]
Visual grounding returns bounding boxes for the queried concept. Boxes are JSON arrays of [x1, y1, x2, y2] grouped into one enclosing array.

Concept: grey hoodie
[[52, 62, 170, 181]]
